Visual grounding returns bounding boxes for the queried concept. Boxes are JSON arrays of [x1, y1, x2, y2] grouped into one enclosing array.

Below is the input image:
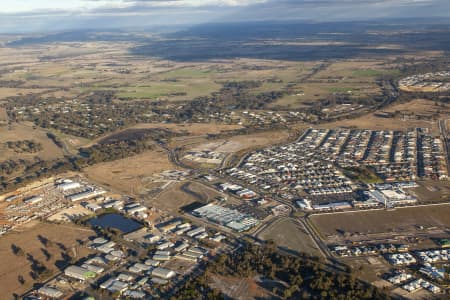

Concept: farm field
[[83, 146, 175, 196], [0, 40, 404, 110], [0, 42, 321, 104], [269, 59, 400, 109], [310, 204, 450, 238], [258, 218, 320, 256], [0, 221, 94, 298]]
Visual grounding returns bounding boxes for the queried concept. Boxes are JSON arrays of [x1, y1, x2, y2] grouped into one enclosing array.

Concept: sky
[[0, 0, 449, 33]]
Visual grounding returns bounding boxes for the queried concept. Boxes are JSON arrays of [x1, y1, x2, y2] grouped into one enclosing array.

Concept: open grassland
[[83, 146, 175, 196], [0, 221, 94, 298], [258, 218, 320, 256], [0, 122, 64, 161], [310, 204, 450, 238]]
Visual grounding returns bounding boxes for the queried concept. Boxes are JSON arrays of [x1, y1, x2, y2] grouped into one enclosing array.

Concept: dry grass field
[[115, 122, 243, 137], [209, 275, 275, 300], [83, 146, 175, 196], [0, 221, 94, 298], [258, 218, 320, 256], [146, 181, 201, 214], [319, 99, 447, 132], [0, 122, 64, 161], [0, 107, 8, 122], [310, 204, 450, 238], [185, 129, 291, 153]]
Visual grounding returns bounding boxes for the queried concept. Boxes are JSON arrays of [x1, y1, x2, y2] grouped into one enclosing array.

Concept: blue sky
[[0, 0, 448, 33]]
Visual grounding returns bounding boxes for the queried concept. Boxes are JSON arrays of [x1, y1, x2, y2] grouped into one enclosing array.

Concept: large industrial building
[[64, 265, 97, 281]]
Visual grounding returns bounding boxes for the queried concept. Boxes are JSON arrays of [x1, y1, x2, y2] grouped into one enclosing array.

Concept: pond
[[88, 213, 142, 233]]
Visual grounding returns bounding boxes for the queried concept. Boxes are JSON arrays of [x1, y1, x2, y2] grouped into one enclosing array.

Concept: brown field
[[0, 221, 94, 298], [0, 87, 49, 100], [410, 180, 450, 203], [209, 275, 275, 300], [146, 181, 201, 213], [310, 204, 450, 238], [117, 122, 243, 137], [0, 107, 7, 122], [83, 146, 175, 196], [0, 122, 64, 161], [258, 218, 320, 256], [184, 129, 291, 153], [319, 99, 447, 132], [85, 123, 244, 149]]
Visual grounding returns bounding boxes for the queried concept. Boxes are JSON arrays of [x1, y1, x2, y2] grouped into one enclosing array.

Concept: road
[[438, 119, 450, 176], [155, 131, 338, 270]]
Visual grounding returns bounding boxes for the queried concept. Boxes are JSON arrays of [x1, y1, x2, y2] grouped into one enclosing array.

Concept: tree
[[11, 244, 24, 256]]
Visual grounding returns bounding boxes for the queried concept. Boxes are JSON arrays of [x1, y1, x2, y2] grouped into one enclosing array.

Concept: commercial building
[[24, 196, 43, 204], [56, 181, 81, 191], [38, 286, 64, 299], [151, 267, 176, 279], [64, 265, 96, 281], [66, 189, 106, 202]]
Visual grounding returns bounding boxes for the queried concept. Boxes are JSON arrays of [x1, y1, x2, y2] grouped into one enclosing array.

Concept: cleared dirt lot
[[0, 122, 64, 161], [311, 204, 450, 238], [83, 146, 175, 196], [258, 218, 320, 256], [0, 221, 94, 298]]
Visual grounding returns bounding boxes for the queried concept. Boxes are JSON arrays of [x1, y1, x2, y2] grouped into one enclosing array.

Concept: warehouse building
[[66, 189, 106, 202], [38, 286, 64, 299], [64, 265, 96, 281], [151, 267, 176, 279], [56, 181, 81, 191]]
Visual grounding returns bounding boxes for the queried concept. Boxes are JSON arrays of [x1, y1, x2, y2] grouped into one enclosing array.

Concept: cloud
[[0, 0, 449, 33]]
